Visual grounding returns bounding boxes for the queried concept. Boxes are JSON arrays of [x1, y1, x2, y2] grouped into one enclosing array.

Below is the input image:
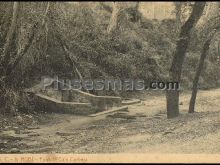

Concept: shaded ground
[[0, 89, 220, 153]]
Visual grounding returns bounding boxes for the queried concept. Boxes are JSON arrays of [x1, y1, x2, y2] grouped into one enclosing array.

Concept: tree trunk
[[166, 2, 206, 118], [2, 2, 19, 70], [107, 2, 120, 36], [134, 2, 140, 23], [174, 2, 182, 32], [166, 90, 180, 118], [6, 23, 38, 76], [189, 32, 215, 113], [6, 2, 50, 77]]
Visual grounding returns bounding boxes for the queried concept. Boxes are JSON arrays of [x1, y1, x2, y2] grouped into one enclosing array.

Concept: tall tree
[[188, 31, 217, 113], [189, 15, 220, 113], [166, 2, 206, 118]]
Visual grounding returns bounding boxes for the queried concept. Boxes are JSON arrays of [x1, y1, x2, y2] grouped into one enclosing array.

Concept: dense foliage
[[0, 2, 220, 114]]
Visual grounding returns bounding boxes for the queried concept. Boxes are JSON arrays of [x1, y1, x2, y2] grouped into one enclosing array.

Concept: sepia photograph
[[0, 1, 219, 163]]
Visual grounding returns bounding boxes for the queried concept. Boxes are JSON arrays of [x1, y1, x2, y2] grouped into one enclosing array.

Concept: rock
[[10, 148, 20, 153], [16, 116, 23, 124]]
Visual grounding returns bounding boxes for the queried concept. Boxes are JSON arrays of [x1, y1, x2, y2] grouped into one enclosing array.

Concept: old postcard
[[0, 1, 219, 163]]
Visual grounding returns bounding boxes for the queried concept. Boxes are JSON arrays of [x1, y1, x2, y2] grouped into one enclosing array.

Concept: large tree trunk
[[0, 2, 20, 114], [189, 32, 216, 113], [5, 23, 38, 77], [166, 2, 206, 118], [2, 2, 19, 70], [107, 2, 120, 36]]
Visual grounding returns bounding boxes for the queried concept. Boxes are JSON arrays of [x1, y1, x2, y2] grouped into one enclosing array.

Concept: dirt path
[[1, 89, 220, 153]]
